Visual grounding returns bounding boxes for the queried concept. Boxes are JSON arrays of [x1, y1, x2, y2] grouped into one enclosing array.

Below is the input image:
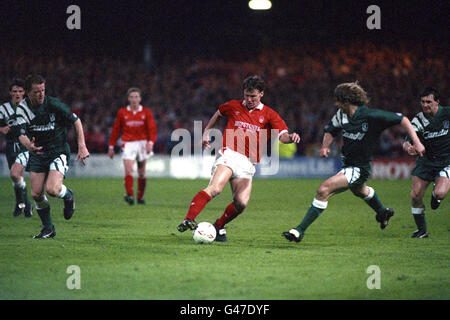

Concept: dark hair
[[334, 81, 369, 106], [127, 87, 142, 96], [243, 75, 265, 92], [9, 78, 25, 91], [24, 74, 45, 91], [420, 87, 440, 102]]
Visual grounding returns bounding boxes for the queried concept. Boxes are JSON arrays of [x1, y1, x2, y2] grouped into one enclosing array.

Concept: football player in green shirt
[[0, 78, 33, 217], [402, 87, 449, 238], [283, 81, 425, 243], [16, 74, 90, 239]]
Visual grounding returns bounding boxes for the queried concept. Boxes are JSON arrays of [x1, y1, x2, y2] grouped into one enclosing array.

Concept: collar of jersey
[[242, 100, 264, 111], [127, 105, 143, 112]]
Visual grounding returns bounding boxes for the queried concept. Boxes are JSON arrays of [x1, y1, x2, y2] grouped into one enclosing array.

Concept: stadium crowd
[[0, 41, 448, 157]]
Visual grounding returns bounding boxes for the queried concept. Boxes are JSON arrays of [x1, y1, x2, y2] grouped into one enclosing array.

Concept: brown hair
[[24, 74, 45, 92], [127, 87, 142, 97], [334, 81, 369, 106], [243, 75, 265, 92]]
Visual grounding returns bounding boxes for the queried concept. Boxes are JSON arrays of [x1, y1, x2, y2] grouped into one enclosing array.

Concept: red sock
[[124, 175, 134, 197], [185, 190, 212, 221], [215, 202, 243, 229], [137, 177, 146, 200]]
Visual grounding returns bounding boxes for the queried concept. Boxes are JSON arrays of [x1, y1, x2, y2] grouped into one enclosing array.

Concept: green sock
[[22, 186, 30, 205], [412, 208, 427, 232], [364, 190, 385, 214], [413, 214, 427, 232], [295, 200, 326, 234], [62, 188, 73, 200], [37, 207, 53, 229]]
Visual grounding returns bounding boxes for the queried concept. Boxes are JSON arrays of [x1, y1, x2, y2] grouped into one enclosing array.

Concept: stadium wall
[[0, 155, 416, 179]]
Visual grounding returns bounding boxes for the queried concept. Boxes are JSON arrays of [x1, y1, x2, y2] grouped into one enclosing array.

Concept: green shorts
[[27, 153, 69, 175], [412, 162, 450, 182]]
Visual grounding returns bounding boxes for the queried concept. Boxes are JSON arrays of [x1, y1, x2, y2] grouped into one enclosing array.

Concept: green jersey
[[16, 96, 78, 156], [407, 105, 450, 167], [325, 105, 403, 168]]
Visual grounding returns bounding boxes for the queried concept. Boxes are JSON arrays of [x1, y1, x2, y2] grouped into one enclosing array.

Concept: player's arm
[[0, 112, 9, 134], [202, 110, 222, 149], [73, 118, 90, 165], [0, 126, 9, 134], [19, 135, 43, 154], [279, 132, 300, 144], [319, 132, 335, 158], [145, 109, 157, 154], [14, 105, 43, 154], [320, 112, 342, 158], [268, 109, 300, 144], [399, 116, 425, 156], [108, 110, 123, 159]]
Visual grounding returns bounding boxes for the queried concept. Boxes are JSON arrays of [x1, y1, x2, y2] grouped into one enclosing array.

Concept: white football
[[192, 222, 217, 244]]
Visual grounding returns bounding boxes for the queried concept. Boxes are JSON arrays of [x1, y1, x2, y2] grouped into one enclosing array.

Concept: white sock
[[13, 177, 26, 189], [312, 198, 328, 209], [363, 187, 375, 200], [58, 185, 68, 199], [411, 207, 425, 215]]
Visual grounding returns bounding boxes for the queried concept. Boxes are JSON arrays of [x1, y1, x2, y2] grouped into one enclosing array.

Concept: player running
[[402, 87, 449, 238], [177, 75, 301, 241], [108, 87, 157, 205], [283, 81, 425, 243], [16, 74, 90, 239], [0, 78, 33, 217]]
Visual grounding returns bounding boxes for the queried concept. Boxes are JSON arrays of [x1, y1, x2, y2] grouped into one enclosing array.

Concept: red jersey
[[109, 105, 157, 146], [218, 100, 288, 163]]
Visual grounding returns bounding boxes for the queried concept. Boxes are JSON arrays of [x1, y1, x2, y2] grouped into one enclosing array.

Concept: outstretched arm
[[400, 116, 425, 156], [202, 110, 222, 149], [19, 135, 43, 154], [279, 132, 301, 144], [74, 118, 90, 165], [319, 132, 335, 158]]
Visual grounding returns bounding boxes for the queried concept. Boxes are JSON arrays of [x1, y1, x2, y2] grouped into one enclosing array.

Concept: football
[[192, 222, 217, 244]]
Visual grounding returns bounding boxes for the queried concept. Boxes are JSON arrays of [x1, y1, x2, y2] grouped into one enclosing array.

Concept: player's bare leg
[[214, 177, 252, 242], [284, 173, 349, 242], [30, 172, 55, 238], [123, 159, 135, 205], [350, 183, 394, 230], [46, 170, 75, 220], [137, 160, 146, 204], [178, 165, 233, 232], [10, 162, 32, 217], [431, 176, 449, 210], [410, 176, 431, 238]]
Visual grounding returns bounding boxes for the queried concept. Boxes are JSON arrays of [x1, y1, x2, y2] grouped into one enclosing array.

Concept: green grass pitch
[[0, 177, 448, 299]]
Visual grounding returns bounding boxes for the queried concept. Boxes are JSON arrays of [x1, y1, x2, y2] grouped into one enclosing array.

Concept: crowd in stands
[[0, 41, 448, 158]]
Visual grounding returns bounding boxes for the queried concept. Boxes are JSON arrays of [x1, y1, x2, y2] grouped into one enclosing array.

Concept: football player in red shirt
[[177, 76, 300, 241], [108, 88, 157, 205]]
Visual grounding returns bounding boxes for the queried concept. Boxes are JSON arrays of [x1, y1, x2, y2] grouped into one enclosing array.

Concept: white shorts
[[15, 151, 30, 167], [122, 140, 152, 162], [211, 147, 256, 179], [439, 165, 450, 179], [49, 154, 69, 176]]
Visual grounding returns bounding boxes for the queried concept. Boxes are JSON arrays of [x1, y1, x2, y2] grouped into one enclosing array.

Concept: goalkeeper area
[[0, 177, 448, 299]]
